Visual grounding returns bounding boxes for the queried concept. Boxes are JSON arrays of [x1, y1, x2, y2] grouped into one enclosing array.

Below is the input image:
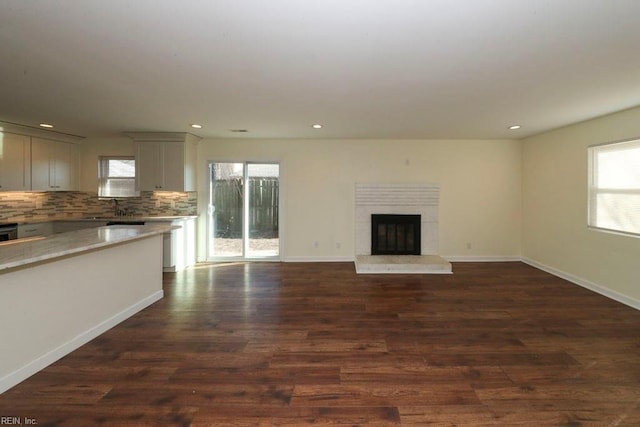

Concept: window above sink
[[98, 156, 139, 199]]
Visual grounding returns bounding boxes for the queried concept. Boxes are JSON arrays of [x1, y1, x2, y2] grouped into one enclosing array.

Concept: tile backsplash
[[0, 191, 197, 223]]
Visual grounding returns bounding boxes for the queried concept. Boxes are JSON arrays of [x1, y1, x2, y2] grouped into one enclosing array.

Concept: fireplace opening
[[371, 214, 421, 255]]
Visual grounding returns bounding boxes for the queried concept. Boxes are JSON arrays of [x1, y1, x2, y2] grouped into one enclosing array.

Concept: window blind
[[98, 157, 138, 198]]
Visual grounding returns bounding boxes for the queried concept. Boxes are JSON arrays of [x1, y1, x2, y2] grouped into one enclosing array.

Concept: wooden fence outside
[[212, 177, 279, 238]]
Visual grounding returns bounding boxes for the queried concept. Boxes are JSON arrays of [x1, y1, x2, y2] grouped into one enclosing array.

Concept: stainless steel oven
[[0, 223, 18, 242]]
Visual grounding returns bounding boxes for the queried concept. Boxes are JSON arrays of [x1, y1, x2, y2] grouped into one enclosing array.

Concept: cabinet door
[[17, 222, 53, 238], [31, 138, 78, 191], [52, 221, 105, 234], [136, 142, 163, 190], [135, 140, 195, 191], [162, 231, 175, 271], [0, 132, 31, 191], [160, 142, 186, 191], [51, 141, 77, 191], [31, 138, 53, 191]]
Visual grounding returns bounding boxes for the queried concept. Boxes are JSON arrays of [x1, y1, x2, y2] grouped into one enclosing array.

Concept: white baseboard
[[521, 257, 640, 311], [0, 290, 163, 395], [444, 256, 521, 262]]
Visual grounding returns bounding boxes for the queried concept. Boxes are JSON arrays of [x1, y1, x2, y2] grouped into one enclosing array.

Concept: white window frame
[[98, 156, 139, 199], [588, 137, 640, 237]]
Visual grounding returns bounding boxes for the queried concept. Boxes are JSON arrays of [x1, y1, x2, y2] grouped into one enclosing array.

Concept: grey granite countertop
[[18, 215, 197, 224], [0, 224, 176, 272], [76, 215, 198, 221]]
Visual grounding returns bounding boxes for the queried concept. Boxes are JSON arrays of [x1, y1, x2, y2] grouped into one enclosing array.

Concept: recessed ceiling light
[[508, 125, 521, 130], [39, 123, 54, 128], [312, 124, 323, 129], [190, 124, 202, 129]]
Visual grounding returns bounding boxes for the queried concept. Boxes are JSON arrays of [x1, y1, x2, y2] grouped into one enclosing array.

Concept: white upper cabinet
[[31, 137, 79, 191], [0, 132, 31, 191], [135, 141, 164, 191], [128, 132, 199, 192], [0, 122, 83, 192]]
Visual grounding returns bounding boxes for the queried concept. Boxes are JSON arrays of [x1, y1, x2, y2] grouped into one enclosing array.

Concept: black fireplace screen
[[371, 214, 421, 255]]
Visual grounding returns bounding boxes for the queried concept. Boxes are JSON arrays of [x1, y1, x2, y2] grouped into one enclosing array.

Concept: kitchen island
[[17, 215, 197, 272], [0, 224, 174, 394]]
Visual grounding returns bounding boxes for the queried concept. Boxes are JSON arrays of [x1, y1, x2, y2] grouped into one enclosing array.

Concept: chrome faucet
[[112, 199, 120, 216]]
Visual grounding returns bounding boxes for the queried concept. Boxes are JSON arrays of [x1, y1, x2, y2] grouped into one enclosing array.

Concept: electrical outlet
[[155, 200, 161, 208], [35, 199, 43, 209], [335, 242, 341, 249], [313, 241, 319, 248], [466, 242, 472, 250], [170, 200, 175, 208]]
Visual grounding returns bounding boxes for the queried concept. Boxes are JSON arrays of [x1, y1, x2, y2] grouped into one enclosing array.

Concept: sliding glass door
[[207, 162, 280, 260]]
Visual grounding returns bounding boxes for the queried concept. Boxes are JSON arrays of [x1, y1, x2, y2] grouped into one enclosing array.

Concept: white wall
[[197, 138, 522, 261], [522, 106, 640, 306], [77, 136, 134, 191]]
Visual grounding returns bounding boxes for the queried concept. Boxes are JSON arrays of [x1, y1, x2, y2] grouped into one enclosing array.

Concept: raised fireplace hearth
[[371, 214, 421, 255]]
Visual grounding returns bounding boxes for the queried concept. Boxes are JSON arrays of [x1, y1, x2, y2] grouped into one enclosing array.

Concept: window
[[588, 138, 640, 236], [98, 156, 138, 198]]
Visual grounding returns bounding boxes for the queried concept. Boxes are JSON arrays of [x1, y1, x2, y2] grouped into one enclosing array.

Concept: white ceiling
[[1, 0, 640, 140]]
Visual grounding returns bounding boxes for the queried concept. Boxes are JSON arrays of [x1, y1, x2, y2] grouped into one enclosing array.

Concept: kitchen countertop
[[77, 215, 197, 221], [0, 224, 176, 272], [16, 215, 197, 224]]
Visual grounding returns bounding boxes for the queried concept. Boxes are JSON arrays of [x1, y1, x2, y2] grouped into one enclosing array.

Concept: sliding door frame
[[206, 160, 282, 262]]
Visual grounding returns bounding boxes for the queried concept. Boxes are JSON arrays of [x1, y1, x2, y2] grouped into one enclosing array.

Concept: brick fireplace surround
[[354, 183, 452, 274]]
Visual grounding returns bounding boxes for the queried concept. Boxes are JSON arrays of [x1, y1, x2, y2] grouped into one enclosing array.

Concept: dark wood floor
[[1, 262, 639, 426]]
